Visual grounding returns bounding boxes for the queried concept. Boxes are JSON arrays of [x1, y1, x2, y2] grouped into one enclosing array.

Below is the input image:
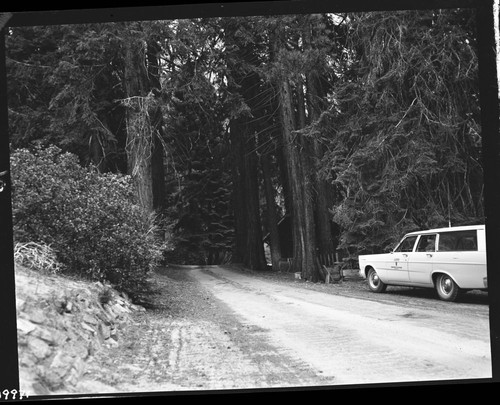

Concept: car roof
[[405, 224, 485, 236]]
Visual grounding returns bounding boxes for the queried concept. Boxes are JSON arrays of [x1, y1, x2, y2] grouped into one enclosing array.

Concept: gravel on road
[[76, 264, 490, 395]]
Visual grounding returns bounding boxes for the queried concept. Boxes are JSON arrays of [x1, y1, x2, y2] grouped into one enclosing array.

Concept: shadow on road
[[384, 286, 489, 305]]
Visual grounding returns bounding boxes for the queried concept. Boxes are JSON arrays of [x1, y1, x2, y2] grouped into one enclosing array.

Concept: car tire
[[367, 268, 387, 293], [435, 274, 460, 302]]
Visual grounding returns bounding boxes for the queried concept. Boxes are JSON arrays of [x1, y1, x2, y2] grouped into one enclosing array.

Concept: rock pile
[[14, 264, 145, 395]]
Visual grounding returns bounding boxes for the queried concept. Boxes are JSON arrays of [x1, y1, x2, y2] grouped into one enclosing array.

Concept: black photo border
[[0, 0, 498, 400]]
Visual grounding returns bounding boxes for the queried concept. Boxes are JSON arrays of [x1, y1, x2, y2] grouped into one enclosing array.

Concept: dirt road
[[191, 266, 491, 385], [76, 265, 492, 394]]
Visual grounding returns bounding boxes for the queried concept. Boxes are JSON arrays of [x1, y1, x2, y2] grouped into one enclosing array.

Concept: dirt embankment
[[15, 264, 146, 395]]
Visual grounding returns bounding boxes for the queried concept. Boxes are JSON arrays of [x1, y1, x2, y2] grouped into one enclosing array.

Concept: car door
[[434, 230, 485, 289], [407, 233, 436, 286], [385, 235, 418, 283]]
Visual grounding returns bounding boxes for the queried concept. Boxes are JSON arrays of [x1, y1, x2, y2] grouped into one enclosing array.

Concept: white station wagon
[[358, 225, 488, 301]]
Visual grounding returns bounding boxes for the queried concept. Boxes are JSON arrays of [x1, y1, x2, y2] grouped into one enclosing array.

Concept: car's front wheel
[[435, 274, 460, 302], [367, 268, 387, 293]]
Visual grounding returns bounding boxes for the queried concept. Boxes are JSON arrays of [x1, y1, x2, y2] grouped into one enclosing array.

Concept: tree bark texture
[[226, 19, 267, 271], [304, 16, 337, 256], [278, 75, 320, 281], [122, 24, 165, 214], [147, 39, 167, 212], [270, 21, 321, 281]]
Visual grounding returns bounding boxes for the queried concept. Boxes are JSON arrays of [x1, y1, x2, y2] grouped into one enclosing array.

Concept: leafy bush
[[11, 145, 166, 301]]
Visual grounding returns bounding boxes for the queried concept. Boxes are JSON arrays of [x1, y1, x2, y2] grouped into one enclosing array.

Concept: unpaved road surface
[[77, 265, 492, 394], [192, 266, 491, 386]]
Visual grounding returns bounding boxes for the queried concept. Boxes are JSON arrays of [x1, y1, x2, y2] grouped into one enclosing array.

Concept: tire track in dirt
[[75, 267, 332, 393], [75, 265, 491, 393]]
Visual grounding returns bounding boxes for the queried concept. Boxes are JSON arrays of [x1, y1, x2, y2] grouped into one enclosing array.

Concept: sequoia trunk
[[122, 24, 165, 214], [230, 118, 267, 270], [304, 15, 336, 257], [278, 74, 320, 281]]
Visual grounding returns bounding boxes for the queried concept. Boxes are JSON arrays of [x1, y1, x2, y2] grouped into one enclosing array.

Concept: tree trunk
[[261, 153, 282, 271], [122, 23, 165, 214], [278, 73, 320, 281], [230, 126, 247, 263], [276, 144, 293, 217], [243, 136, 267, 271], [270, 21, 320, 281], [151, 118, 166, 212], [147, 39, 167, 212], [225, 19, 267, 271], [308, 72, 335, 256], [304, 15, 336, 257], [229, 117, 267, 271], [122, 25, 154, 213]]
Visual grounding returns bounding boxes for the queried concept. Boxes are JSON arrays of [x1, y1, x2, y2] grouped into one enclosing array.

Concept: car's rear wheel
[[435, 274, 460, 302], [367, 268, 387, 293]]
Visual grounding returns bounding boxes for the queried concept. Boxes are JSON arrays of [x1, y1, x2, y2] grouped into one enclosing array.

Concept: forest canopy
[[6, 9, 483, 282]]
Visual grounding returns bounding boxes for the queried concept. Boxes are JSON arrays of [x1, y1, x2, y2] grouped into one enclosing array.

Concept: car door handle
[[426, 253, 433, 257]]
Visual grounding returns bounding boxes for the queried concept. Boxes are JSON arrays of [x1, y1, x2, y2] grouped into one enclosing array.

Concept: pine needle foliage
[[318, 10, 483, 256]]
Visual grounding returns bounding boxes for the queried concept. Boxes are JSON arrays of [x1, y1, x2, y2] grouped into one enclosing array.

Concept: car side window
[[416, 234, 436, 252], [394, 235, 418, 252], [438, 230, 478, 252]]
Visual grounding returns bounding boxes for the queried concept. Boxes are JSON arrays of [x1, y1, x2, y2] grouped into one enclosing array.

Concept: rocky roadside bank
[[14, 264, 146, 395]]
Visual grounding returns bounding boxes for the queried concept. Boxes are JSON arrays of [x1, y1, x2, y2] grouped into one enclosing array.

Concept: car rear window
[[437, 230, 478, 252]]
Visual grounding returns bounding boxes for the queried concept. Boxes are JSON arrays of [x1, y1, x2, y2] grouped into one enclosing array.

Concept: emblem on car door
[[391, 259, 402, 270]]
